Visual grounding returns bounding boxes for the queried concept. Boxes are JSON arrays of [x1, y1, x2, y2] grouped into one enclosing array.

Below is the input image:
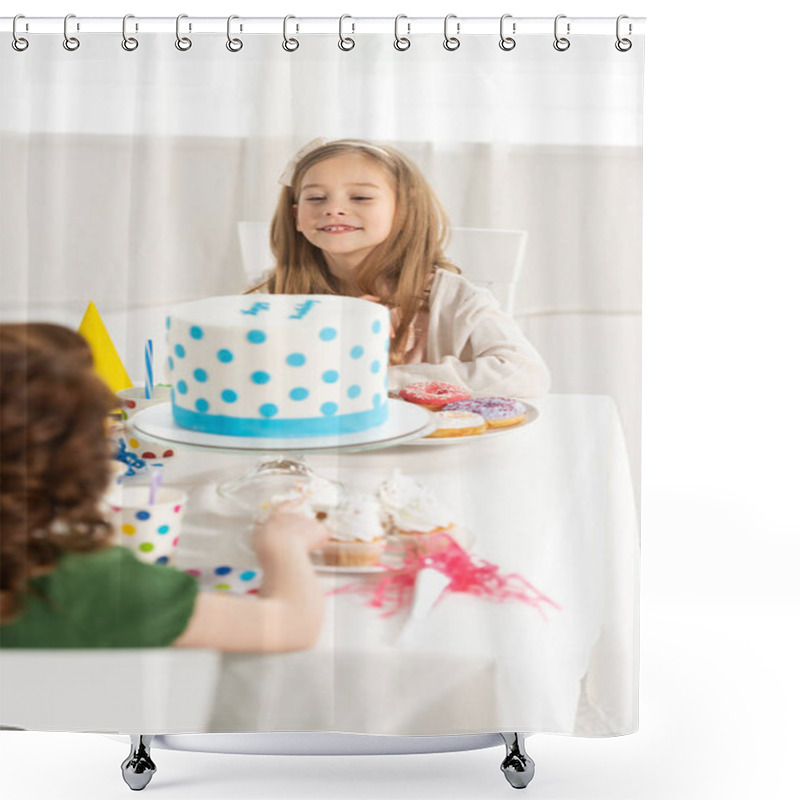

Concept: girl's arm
[[389, 277, 551, 398], [173, 505, 327, 653]]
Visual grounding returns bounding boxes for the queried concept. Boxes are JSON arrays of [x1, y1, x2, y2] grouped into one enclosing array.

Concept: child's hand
[[252, 499, 329, 555]]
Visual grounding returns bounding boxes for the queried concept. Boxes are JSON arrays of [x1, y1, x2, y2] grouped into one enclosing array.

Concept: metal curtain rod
[[1, 15, 646, 36]]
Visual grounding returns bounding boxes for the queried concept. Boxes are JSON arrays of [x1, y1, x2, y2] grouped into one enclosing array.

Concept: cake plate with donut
[[412, 400, 540, 444], [393, 383, 540, 444]]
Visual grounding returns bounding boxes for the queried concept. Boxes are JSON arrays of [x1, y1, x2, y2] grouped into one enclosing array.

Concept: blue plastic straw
[[144, 339, 153, 399]]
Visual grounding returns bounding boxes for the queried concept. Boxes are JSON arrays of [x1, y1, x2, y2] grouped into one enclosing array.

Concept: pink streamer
[[331, 533, 561, 619]]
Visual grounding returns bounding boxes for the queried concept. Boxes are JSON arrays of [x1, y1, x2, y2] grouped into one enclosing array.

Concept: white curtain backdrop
[[0, 30, 643, 475], [0, 19, 644, 759]]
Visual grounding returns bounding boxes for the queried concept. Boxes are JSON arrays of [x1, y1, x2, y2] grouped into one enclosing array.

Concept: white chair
[[445, 227, 527, 315], [237, 222, 527, 314]]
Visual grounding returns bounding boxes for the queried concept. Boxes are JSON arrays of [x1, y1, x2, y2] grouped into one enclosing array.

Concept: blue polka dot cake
[[165, 295, 390, 437]]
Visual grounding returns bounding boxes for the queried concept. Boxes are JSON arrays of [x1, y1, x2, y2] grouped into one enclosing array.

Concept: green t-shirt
[[0, 546, 199, 648]]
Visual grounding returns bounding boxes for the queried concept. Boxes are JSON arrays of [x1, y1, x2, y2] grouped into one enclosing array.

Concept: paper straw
[[148, 469, 164, 506], [144, 339, 153, 399]]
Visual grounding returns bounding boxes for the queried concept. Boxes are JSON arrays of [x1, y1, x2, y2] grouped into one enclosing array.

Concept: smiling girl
[[248, 139, 550, 398]]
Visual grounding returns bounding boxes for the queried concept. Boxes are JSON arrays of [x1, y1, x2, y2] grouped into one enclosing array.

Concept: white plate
[[132, 398, 435, 454], [313, 563, 391, 575], [310, 547, 402, 575], [407, 401, 540, 445]]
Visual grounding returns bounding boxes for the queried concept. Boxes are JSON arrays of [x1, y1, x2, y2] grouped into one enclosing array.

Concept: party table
[[145, 393, 638, 738]]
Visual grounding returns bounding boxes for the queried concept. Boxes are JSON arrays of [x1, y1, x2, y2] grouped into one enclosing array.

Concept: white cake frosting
[[166, 295, 390, 437]]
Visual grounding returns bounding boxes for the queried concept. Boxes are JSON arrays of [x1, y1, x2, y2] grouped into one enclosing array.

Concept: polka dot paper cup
[[116, 386, 177, 460], [108, 486, 187, 565], [116, 385, 171, 422], [123, 432, 177, 461]]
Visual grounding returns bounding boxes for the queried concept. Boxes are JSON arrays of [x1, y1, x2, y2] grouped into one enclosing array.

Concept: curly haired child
[[0, 323, 327, 651]]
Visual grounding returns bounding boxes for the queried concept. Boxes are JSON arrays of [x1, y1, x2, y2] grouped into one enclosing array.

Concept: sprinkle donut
[[399, 381, 472, 410], [426, 410, 488, 438], [443, 397, 527, 428]]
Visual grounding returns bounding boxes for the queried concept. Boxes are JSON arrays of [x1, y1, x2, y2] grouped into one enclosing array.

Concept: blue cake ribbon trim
[[173, 402, 389, 438]]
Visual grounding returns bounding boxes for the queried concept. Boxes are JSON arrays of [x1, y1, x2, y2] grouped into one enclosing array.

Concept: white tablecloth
[[152, 394, 638, 737]]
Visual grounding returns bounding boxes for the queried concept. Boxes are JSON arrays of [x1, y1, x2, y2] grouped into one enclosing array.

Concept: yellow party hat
[[77, 301, 133, 392]]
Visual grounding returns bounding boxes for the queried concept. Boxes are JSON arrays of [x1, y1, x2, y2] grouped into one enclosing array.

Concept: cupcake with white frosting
[[376, 471, 456, 552], [258, 475, 341, 522], [301, 476, 341, 521], [319, 493, 387, 567]]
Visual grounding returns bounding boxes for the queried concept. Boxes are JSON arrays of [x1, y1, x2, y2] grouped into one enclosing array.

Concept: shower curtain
[[0, 16, 643, 741]]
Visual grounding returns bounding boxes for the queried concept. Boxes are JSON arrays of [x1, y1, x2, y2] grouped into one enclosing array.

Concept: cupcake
[[376, 471, 456, 553], [258, 475, 340, 522], [319, 494, 387, 567], [302, 476, 340, 521]]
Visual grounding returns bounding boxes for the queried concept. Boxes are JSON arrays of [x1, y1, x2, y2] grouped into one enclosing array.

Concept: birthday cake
[[166, 295, 390, 437]]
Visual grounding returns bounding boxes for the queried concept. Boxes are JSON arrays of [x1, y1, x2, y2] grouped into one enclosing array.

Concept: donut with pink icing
[[399, 381, 471, 410], [442, 397, 527, 428]]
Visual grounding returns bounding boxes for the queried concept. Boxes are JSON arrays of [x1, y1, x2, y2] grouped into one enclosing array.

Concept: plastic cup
[[116, 385, 176, 460], [116, 385, 171, 422], [107, 486, 187, 565]]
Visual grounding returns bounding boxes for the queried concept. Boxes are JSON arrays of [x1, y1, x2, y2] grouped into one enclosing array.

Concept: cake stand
[[131, 399, 435, 508], [132, 399, 433, 456]]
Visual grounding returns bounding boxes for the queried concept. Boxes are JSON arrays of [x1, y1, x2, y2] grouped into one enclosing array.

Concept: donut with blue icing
[[442, 397, 526, 428]]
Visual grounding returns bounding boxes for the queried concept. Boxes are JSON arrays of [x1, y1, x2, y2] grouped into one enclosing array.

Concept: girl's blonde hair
[[248, 139, 459, 364]]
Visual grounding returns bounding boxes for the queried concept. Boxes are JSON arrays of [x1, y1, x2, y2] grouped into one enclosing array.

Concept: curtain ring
[[175, 14, 192, 51], [443, 14, 460, 51], [394, 15, 411, 51], [394, 14, 411, 52], [226, 15, 243, 52], [282, 15, 299, 52], [63, 13, 80, 51], [615, 15, 632, 52], [12, 15, 29, 52], [121, 14, 139, 51], [553, 14, 570, 52], [338, 15, 355, 51], [499, 14, 516, 51]]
